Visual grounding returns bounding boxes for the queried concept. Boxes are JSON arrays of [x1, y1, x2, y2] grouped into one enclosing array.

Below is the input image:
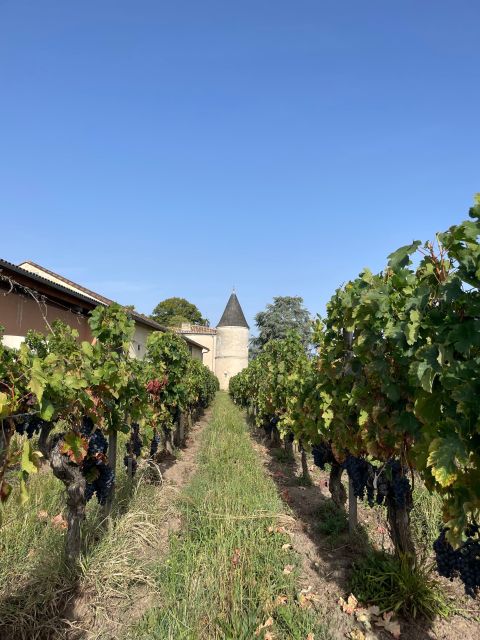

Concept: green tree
[[250, 296, 312, 356], [151, 297, 209, 327]]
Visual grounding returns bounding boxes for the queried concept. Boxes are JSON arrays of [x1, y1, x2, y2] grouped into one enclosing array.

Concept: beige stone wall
[[129, 324, 153, 359], [178, 332, 215, 371], [215, 326, 249, 390], [129, 325, 204, 362], [0, 291, 93, 342]]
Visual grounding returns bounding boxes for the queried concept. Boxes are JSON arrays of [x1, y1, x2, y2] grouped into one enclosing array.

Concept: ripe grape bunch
[[149, 430, 161, 457], [387, 460, 411, 508], [311, 442, 335, 470], [264, 416, 278, 438], [123, 455, 138, 475], [434, 525, 480, 598], [373, 459, 411, 509], [343, 455, 375, 504], [14, 415, 46, 439], [80, 417, 114, 505]]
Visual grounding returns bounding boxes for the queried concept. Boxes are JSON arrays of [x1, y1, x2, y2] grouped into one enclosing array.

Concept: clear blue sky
[[1, 1, 479, 329]]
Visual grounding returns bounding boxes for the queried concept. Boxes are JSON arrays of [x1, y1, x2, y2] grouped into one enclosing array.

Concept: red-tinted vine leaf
[[60, 432, 88, 464]]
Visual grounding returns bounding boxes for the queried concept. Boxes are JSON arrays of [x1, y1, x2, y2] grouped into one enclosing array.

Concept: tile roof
[[176, 325, 217, 335]]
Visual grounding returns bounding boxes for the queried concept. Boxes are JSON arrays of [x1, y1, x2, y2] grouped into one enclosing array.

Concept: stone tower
[[215, 291, 249, 390]]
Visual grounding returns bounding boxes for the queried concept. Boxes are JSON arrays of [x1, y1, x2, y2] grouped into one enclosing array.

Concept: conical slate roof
[[217, 292, 249, 328]]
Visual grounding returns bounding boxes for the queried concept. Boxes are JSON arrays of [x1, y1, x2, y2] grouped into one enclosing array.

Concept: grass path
[[0, 406, 212, 640], [128, 392, 332, 640]]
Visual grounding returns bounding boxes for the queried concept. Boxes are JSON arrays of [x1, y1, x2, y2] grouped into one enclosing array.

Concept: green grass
[[349, 551, 451, 620], [315, 499, 348, 540], [0, 441, 167, 639], [410, 479, 443, 550], [128, 393, 332, 640], [271, 446, 295, 463]]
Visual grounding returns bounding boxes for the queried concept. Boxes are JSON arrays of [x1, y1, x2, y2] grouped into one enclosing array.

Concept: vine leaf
[[427, 436, 467, 487], [448, 320, 480, 353], [0, 392, 12, 418], [60, 432, 88, 464], [405, 309, 421, 345], [21, 440, 39, 475], [40, 401, 55, 421], [19, 472, 29, 505], [387, 241, 421, 270], [414, 392, 442, 423], [29, 358, 47, 401]]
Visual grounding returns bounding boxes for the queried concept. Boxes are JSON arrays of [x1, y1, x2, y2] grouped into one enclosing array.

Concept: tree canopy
[[249, 296, 312, 356], [151, 297, 209, 327]]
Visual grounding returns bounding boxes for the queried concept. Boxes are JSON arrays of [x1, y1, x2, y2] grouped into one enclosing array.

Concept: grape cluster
[[150, 431, 161, 457], [311, 442, 335, 470], [79, 417, 114, 505], [434, 526, 480, 597], [343, 455, 374, 504], [81, 417, 108, 456], [372, 460, 411, 509], [263, 416, 278, 438], [82, 458, 115, 505], [14, 415, 46, 439], [94, 464, 115, 505], [131, 423, 142, 456], [123, 455, 138, 475], [80, 416, 94, 437], [387, 460, 411, 508], [434, 528, 459, 579]]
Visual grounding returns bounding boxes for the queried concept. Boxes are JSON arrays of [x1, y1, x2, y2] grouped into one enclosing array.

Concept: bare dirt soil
[[249, 429, 480, 640]]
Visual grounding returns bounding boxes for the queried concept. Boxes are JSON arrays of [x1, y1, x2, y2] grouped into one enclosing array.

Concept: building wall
[[0, 290, 157, 361], [129, 324, 153, 359], [0, 291, 93, 343], [215, 326, 249, 390], [187, 343, 204, 361], [178, 332, 216, 371]]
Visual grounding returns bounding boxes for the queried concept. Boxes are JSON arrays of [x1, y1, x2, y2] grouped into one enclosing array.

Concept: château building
[[176, 291, 249, 390]]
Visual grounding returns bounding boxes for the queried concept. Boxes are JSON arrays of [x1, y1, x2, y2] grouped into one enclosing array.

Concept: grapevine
[[230, 198, 480, 595]]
